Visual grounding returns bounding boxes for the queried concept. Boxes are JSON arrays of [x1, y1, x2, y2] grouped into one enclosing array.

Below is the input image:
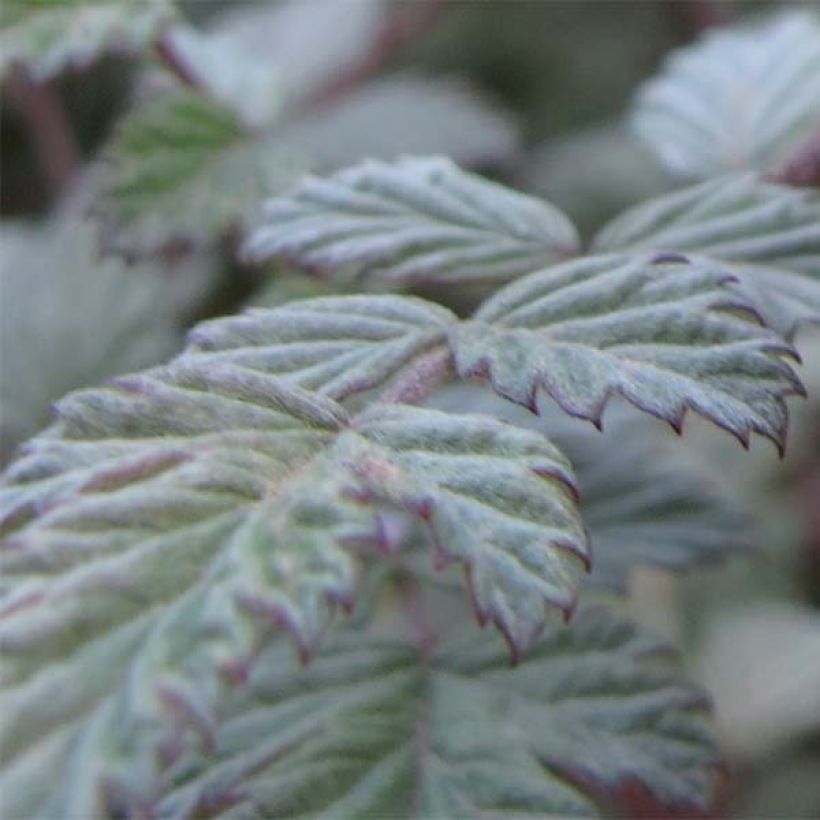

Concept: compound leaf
[[0, 0, 175, 82], [632, 10, 820, 178], [594, 175, 820, 337], [99, 90, 305, 253], [452, 253, 803, 451], [244, 156, 579, 286], [143, 608, 717, 819], [1, 297, 591, 813]]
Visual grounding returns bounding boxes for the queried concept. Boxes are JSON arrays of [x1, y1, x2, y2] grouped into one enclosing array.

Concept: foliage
[[1, 3, 819, 818]]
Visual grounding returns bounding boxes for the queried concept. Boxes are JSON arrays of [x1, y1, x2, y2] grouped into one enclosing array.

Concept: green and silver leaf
[[595, 175, 820, 337], [145, 608, 716, 819], [99, 90, 305, 253], [245, 156, 579, 286], [0, 0, 175, 82], [429, 384, 752, 590], [632, 10, 820, 178], [452, 253, 803, 451]]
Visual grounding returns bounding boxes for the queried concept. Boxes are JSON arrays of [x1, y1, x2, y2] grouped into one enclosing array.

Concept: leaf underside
[[595, 174, 820, 338], [632, 10, 820, 177], [452, 253, 803, 452], [244, 156, 580, 286]]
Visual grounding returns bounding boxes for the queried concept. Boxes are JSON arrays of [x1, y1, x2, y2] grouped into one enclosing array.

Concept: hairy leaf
[[429, 385, 751, 589], [452, 253, 803, 451], [185, 295, 455, 401], [632, 11, 820, 177], [281, 75, 517, 171], [1, 298, 592, 813], [99, 90, 305, 253], [244, 156, 579, 286], [595, 175, 820, 337], [141, 609, 716, 819], [0, 0, 175, 81], [0, 220, 179, 462]]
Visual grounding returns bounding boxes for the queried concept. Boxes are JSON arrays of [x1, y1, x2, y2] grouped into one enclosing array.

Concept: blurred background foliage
[[1, 1, 818, 817]]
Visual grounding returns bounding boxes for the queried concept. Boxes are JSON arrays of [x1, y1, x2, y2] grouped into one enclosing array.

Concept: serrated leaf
[[141, 609, 716, 819], [281, 75, 517, 171], [451, 253, 803, 451], [594, 175, 820, 337], [632, 11, 820, 177], [186, 295, 455, 401], [1, 298, 591, 813], [99, 90, 306, 253], [0, 219, 180, 462], [245, 156, 580, 286], [429, 384, 752, 590], [0, 0, 175, 82]]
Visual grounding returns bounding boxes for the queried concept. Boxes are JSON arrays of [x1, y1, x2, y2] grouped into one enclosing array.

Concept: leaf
[[451, 253, 804, 452], [280, 75, 518, 171], [1, 298, 591, 813], [0, 0, 175, 82], [428, 384, 752, 590], [143, 609, 715, 819], [158, 23, 283, 129], [0, 219, 180, 462], [244, 156, 580, 286], [594, 174, 820, 337], [185, 295, 455, 401], [632, 11, 820, 178], [545, 408, 750, 589], [98, 90, 306, 253]]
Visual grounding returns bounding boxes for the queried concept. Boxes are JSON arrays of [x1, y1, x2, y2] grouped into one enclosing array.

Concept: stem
[[5, 69, 80, 197], [154, 28, 202, 89], [381, 346, 454, 406], [768, 127, 820, 188], [293, 0, 451, 116]]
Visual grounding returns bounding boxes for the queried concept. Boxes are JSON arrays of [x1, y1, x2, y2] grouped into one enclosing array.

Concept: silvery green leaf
[[147, 609, 717, 820], [245, 156, 579, 286], [281, 75, 517, 171], [99, 90, 306, 253], [632, 11, 820, 177], [0, 219, 179, 461], [595, 175, 820, 337], [1, 298, 591, 814], [452, 253, 803, 452], [0, 0, 175, 82]]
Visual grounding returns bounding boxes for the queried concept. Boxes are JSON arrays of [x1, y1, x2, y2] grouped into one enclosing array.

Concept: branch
[[769, 127, 820, 188], [4, 69, 80, 197], [294, 0, 451, 115]]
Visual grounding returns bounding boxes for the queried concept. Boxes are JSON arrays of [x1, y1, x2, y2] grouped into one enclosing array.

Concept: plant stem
[[5, 69, 80, 197], [381, 346, 454, 406]]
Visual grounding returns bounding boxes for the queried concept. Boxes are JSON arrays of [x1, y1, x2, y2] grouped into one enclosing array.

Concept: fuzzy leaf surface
[[0, 0, 175, 81], [595, 175, 820, 337], [99, 90, 304, 253], [452, 254, 803, 451], [244, 156, 579, 286], [428, 385, 752, 589], [632, 11, 820, 177], [1, 300, 589, 813], [146, 608, 717, 820]]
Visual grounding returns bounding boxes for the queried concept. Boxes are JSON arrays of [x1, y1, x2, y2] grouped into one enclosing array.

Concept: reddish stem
[[768, 127, 820, 188], [5, 69, 80, 197], [381, 346, 454, 406]]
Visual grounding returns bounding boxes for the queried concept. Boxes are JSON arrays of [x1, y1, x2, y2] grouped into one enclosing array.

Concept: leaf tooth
[[157, 680, 217, 755]]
